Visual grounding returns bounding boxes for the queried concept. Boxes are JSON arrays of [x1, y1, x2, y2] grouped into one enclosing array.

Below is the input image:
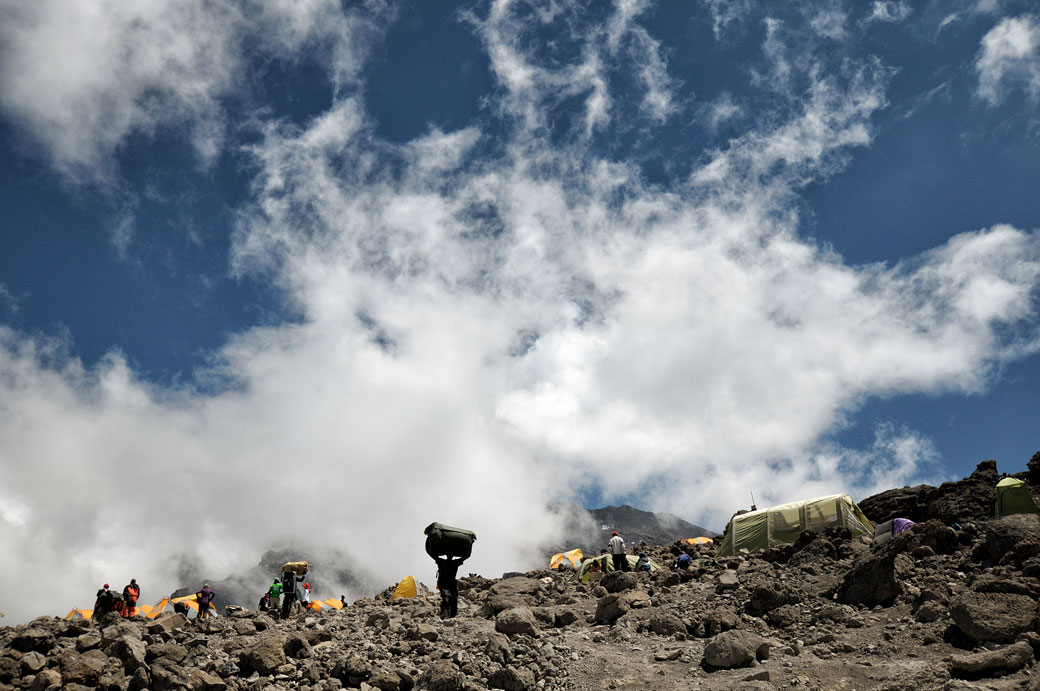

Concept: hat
[[611, 531, 618, 536], [304, 582, 310, 589], [103, 583, 109, 588]]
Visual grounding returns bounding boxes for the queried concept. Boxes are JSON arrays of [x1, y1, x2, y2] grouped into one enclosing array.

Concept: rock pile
[[2, 459, 1039, 690]]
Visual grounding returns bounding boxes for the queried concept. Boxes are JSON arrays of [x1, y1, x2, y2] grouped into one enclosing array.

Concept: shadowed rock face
[[5, 452, 1040, 690], [858, 460, 1000, 524]]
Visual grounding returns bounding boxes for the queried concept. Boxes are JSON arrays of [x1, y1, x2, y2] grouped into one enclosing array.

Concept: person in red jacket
[[121, 579, 140, 618]]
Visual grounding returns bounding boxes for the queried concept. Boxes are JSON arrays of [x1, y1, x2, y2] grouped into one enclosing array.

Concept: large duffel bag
[[282, 561, 309, 576], [424, 522, 477, 559]]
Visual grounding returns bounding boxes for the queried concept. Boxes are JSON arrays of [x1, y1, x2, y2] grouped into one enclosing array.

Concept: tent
[[681, 537, 714, 546], [149, 596, 218, 617], [64, 609, 93, 620], [995, 477, 1040, 518], [549, 549, 584, 570], [323, 598, 345, 610], [571, 554, 662, 582], [392, 575, 418, 601], [715, 493, 874, 557]]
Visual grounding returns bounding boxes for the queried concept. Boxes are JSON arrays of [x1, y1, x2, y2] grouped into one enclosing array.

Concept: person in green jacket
[[268, 579, 283, 618]]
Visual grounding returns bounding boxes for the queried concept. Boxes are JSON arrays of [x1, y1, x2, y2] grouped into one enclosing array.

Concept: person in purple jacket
[[196, 584, 215, 619]]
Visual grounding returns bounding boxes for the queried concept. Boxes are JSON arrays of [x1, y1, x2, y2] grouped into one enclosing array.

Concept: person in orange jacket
[[121, 579, 140, 618]]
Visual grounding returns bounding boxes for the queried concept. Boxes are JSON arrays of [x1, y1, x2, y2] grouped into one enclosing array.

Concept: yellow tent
[[549, 548, 584, 569], [392, 576, 418, 601], [681, 537, 713, 546], [64, 609, 93, 620], [323, 598, 345, 610]]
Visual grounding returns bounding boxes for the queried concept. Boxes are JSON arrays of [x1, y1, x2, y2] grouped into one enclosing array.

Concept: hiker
[[281, 570, 297, 618], [268, 578, 283, 618], [196, 584, 215, 619], [340, 595, 347, 608], [257, 592, 270, 612], [93, 584, 118, 620], [634, 552, 652, 572], [608, 531, 629, 571], [301, 582, 311, 609], [435, 555, 465, 619], [674, 553, 692, 570], [121, 579, 140, 618], [173, 601, 189, 616], [589, 560, 603, 574]]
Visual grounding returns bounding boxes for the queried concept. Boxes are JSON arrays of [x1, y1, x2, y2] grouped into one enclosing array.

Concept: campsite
[[1, 455, 1040, 690]]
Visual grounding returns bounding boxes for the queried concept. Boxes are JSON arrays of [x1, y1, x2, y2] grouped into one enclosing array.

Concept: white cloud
[[975, 15, 1040, 106], [0, 0, 382, 183], [864, 2, 912, 24]]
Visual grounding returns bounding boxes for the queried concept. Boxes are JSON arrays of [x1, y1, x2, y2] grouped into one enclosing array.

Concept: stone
[[703, 630, 771, 668], [147, 613, 189, 634], [495, 607, 540, 636], [29, 669, 61, 691], [949, 641, 1034, 676], [239, 636, 287, 676], [977, 514, 1040, 565], [600, 571, 638, 593], [56, 650, 107, 686], [332, 654, 372, 686], [488, 665, 536, 690], [19, 651, 47, 674], [283, 634, 313, 659], [489, 578, 544, 598], [418, 659, 464, 691], [648, 611, 686, 637], [369, 670, 404, 691], [190, 669, 228, 691], [749, 580, 801, 612], [109, 635, 147, 673], [485, 633, 514, 665], [594, 594, 629, 625], [408, 624, 439, 642], [836, 531, 914, 607], [716, 570, 740, 592], [950, 592, 1038, 643], [914, 602, 945, 623], [620, 589, 651, 609], [9, 629, 56, 654]]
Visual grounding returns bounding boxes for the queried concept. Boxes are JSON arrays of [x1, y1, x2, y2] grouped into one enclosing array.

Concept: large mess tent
[[715, 493, 874, 557], [995, 477, 1040, 517], [681, 537, 713, 546]]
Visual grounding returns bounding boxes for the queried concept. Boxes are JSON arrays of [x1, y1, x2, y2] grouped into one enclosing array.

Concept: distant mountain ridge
[[547, 502, 718, 556]]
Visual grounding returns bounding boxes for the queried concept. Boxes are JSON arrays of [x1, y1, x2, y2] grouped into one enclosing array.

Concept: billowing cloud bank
[[1, 1, 1039, 624]]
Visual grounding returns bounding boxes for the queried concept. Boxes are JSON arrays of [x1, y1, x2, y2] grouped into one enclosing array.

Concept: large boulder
[[649, 610, 686, 637], [9, 628, 56, 654], [488, 665, 536, 691], [949, 641, 1034, 677], [55, 650, 107, 687], [601, 571, 638, 593], [950, 592, 1039, 643], [976, 514, 1040, 565], [594, 594, 629, 625], [418, 660, 464, 691], [239, 636, 287, 676], [332, 654, 372, 687], [495, 607, 540, 637], [703, 630, 771, 668], [835, 531, 914, 607]]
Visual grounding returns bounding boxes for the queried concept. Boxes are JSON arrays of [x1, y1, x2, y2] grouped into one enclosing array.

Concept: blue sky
[[1, 0, 1040, 622]]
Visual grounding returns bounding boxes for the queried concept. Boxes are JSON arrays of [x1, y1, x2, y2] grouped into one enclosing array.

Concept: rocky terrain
[[2, 454, 1039, 690]]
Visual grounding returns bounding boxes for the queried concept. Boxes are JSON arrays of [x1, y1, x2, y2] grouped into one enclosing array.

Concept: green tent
[[570, 554, 661, 582], [715, 493, 874, 557], [995, 477, 1039, 518]]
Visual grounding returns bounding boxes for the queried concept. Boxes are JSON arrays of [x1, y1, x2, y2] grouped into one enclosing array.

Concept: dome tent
[[995, 477, 1039, 518]]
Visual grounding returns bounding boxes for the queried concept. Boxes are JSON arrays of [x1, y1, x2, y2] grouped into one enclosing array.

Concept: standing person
[[121, 579, 140, 618], [196, 584, 215, 619], [434, 555, 465, 619], [301, 582, 311, 610], [267, 578, 283, 618], [608, 531, 629, 571], [93, 584, 115, 620], [280, 570, 297, 619]]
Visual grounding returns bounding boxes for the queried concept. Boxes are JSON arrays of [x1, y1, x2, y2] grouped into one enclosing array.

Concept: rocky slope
[[2, 456, 1039, 691]]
